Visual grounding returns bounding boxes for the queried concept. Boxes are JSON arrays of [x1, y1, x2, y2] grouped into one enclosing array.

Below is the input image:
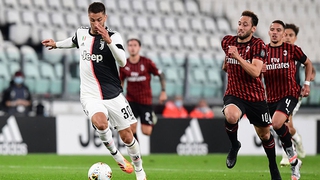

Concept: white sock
[[125, 138, 142, 171], [292, 132, 301, 143], [97, 128, 125, 164], [282, 148, 287, 159]]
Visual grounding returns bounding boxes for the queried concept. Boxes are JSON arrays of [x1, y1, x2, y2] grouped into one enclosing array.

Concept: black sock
[[225, 120, 239, 148], [133, 133, 139, 142], [262, 134, 277, 169], [275, 124, 292, 148]]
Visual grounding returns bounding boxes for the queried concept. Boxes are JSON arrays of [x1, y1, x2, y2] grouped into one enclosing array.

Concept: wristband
[[304, 81, 310, 86]]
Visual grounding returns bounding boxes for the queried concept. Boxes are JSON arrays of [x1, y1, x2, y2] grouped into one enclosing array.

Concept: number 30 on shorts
[[121, 105, 134, 119]]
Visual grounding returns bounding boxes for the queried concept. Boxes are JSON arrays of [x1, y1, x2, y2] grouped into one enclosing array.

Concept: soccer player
[[264, 20, 313, 180], [221, 10, 281, 180], [279, 23, 317, 166], [41, 2, 147, 180], [119, 38, 167, 139]]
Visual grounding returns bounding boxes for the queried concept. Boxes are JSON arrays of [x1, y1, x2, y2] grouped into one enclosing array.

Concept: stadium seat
[[4, 0, 18, 9], [51, 13, 66, 28], [61, 0, 76, 12], [208, 35, 222, 51], [65, 13, 80, 29], [23, 63, 50, 94], [39, 62, 63, 95], [131, 0, 145, 14], [181, 36, 195, 51], [5, 10, 21, 24], [145, 0, 159, 14], [149, 17, 163, 32], [154, 34, 168, 50], [171, 1, 186, 15], [32, 0, 47, 10], [36, 12, 51, 27], [9, 24, 31, 45], [8, 62, 21, 76], [158, 0, 172, 15], [117, 0, 131, 13], [151, 77, 161, 97], [47, 0, 62, 11], [201, 53, 216, 68], [108, 14, 122, 31], [0, 64, 12, 92], [18, 0, 33, 10], [187, 52, 202, 67], [184, 0, 200, 15], [55, 30, 69, 42], [216, 17, 231, 34], [21, 11, 36, 25], [159, 52, 174, 67], [140, 33, 154, 50], [192, 68, 207, 84], [75, 0, 88, 12], [105, 0, 117, 13], [168, 35, 182, 50], [121, 16, 136, 30], [4, 44, 21, 63], [172, 52, 186, 67], [177, 17, 190, 32], [163, 17, 177, 32], [136, 16, 149, 31], [42, 45, 65, 64], [20, 45, 39, 65], [203, 17, 218, 34], [143, 51, 161, 68], [195, 35, 209, 51]]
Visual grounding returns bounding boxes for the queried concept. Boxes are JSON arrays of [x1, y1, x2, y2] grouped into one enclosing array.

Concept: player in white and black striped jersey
[[42, 2, 147, 180]]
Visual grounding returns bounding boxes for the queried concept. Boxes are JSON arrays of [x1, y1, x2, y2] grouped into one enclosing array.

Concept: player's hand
[[300, 84, 310, 97], [261, 63, 267, 73], [41, 39, 57, 50], [159, 91, 167, 104], [95, 23, 111, 44], [228, 46, 240, 60]]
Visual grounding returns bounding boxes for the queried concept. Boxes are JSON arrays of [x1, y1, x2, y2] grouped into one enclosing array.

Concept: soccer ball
[[88, 162, 112, 180]]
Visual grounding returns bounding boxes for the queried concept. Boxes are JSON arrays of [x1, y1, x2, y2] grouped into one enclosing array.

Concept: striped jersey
[[119, 56, 161, 105], [264, 43, 307, 102], [221, 35, 267, 102], [71, 27, 124, 100]]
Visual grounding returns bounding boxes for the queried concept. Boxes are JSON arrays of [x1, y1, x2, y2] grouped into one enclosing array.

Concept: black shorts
[[223, 95, 271, 127], [268, 96, 298, 118], [129, 102, 154, 125]]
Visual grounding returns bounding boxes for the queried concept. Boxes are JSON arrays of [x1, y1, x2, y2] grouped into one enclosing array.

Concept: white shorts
[[81, 93, 137, 131], [292, 97, 302, 116]]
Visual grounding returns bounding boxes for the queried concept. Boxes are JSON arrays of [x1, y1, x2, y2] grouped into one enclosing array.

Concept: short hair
[[272, 20, 286, 29], [285, 23, 299, 36], [88, 2, 106, 14], [241, 10, 259, 26], [127, 38, 141, 47]]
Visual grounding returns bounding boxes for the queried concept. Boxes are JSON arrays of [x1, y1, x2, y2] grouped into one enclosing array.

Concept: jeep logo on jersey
[[82, 50, 103, 63]]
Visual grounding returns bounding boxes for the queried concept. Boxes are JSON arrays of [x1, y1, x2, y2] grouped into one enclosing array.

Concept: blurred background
[[0, 0, 319, 117]]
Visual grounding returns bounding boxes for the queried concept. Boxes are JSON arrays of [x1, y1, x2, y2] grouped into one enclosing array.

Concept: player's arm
[[158, 72, 167, 104], [311, 65, 316, 81], [228, 46, 263, 78], [42, 37, 76, 50], [301, 58, 313, 97], [222, 57, 228, 72]]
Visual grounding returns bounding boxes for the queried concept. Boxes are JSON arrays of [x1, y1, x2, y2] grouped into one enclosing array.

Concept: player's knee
[[119, 128, 134, 144], [272, 121, 282, 130], [225, 113, 239, 124], [92, 113, 108, 130], [259, 133, 270, 141]]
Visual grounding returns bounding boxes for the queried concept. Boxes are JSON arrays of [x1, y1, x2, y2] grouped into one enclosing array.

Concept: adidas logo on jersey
[[177, 119, 208, 155], [82, 50, 103, 63], [0, 116, 28, 155]]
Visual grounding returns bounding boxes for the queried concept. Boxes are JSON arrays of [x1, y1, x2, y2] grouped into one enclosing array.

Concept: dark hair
[[285, 23, 299, 36], [88, 2, 106, 14], [241, 10, 259, 26], [272, 20, 286, 29], [127, 38, 141, 47]]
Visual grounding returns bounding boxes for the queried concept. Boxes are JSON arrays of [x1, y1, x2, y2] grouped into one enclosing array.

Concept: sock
[[274, 125, 297, 163], [292, 132, 301, 143], [125, 138, 142, 171], [97, 128, 125, 165], [282, 148, 288, 159], [225, 120, 239, 148], [262, 134, 277, 169]]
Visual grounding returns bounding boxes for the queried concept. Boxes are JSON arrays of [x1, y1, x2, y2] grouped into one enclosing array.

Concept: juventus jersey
[[71, 27, 125, 100]]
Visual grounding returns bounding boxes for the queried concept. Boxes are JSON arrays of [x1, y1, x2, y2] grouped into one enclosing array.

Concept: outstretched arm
[[42, 37, 76, 50]]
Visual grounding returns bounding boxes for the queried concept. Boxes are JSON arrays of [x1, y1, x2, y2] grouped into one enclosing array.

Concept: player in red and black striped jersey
[[119, 38, 167, 140], [221, 10, 281, 180], [263, 20, 313, 180]]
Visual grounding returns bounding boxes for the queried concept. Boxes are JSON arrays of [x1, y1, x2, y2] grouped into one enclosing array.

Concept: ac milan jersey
[[221, 35, 267, 102], [71, 27, 124, 100], [264, 43, 307, 102], [119, 56, 161, 105]]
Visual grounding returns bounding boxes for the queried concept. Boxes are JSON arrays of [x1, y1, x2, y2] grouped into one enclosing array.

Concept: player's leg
[[222, 96, 243, 169], [108, 94, 146, 179], [271, 97, 301, 180], [248, 101, 281, 180], [254, 126, 281, 180], [140, 105, 154, 136], [289, 98, 306, 158], [83, 100, 133, 174], [129, 102, 140, 141]]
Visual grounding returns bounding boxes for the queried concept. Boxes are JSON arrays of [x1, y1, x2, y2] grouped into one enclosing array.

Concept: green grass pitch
[[0, 154, 319, 179]]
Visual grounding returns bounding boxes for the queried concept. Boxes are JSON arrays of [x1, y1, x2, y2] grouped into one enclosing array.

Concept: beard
[[238, 31, 251, 40]]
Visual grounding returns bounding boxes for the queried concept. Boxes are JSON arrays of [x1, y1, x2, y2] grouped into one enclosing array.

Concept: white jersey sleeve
[[107, 32, 126, 67]]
